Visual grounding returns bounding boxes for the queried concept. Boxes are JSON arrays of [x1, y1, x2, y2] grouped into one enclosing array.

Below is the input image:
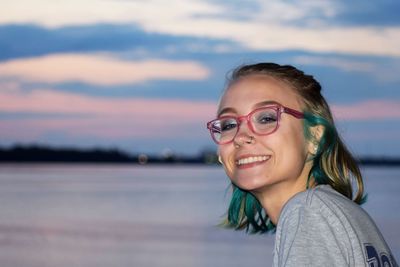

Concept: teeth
[[237, 156, 269, 165]]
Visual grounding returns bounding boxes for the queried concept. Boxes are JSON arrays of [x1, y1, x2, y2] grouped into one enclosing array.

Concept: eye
[[220, 118, 238, 131], [254, 111, 277, 124]]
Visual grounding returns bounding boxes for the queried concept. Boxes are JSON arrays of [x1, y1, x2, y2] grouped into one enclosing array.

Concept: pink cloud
[[0, 89, 218, 140], [331, 100, 400, 120], [0, 117, 196, 139], [343, 130, 400, 141], [2, 90, 398, 122], [0, 89, 216, 119], [0, 53, 210, 85]]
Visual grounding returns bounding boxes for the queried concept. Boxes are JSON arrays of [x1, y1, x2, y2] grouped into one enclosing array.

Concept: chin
[[233, 175, 269, 192]]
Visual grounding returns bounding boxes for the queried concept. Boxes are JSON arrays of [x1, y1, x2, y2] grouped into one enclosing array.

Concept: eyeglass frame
[[206, 104, 304, 145]]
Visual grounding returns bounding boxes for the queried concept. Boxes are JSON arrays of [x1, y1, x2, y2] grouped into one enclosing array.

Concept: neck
[[252, 184, 304, 225], [252, 166, 313, 225]]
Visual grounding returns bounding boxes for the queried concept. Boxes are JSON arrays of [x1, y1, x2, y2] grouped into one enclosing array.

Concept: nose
[[233, 120, 254, 147]]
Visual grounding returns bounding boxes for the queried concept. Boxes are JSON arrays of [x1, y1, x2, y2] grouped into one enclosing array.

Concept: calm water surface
[[0, 164, 399, 267]]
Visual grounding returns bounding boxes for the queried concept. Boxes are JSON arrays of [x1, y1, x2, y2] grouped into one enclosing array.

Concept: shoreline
[[1, 145, 400, 166]]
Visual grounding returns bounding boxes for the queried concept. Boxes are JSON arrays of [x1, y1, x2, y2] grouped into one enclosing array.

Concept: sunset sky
[[1, 0, 400, 157]]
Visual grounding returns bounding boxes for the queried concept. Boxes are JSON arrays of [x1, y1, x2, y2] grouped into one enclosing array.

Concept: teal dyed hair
[[303, 111, 336, 186], [303, 111, 367, 204], [220, 63, 366, 234], [224, 185, 274, 233]]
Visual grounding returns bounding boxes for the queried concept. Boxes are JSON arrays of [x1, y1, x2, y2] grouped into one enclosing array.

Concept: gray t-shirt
[[273, 184, 398, 267]]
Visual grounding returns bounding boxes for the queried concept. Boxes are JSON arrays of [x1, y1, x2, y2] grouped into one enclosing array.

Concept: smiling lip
[[236, 155, 271, 169]]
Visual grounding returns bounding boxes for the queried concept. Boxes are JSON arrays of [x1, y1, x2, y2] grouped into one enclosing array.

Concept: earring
[[218, 155, 223, 164]]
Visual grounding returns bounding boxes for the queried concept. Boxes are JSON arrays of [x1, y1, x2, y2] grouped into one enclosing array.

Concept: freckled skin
[[218, 74, 313, 223]]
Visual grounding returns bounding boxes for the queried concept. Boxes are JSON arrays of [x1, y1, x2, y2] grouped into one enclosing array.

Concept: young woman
[[206, 63, 398, 266]]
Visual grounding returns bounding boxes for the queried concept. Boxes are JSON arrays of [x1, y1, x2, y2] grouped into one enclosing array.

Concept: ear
[[307, 125, 324, 155]]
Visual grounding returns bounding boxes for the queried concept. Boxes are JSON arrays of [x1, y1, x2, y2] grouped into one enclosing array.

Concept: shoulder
[[273, 185, 356, 266], [277, 184, 373, 247], [284, 184, 349, 207], [274, 185, 398, 267], [279, 184, 362, 223], [277, 184, 362, 234]]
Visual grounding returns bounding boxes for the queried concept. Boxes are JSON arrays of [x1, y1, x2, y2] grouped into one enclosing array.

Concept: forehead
[[218, 74, 302, 115]]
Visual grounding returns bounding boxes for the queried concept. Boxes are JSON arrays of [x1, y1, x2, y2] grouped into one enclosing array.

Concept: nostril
[[234, 133, 255, 147]]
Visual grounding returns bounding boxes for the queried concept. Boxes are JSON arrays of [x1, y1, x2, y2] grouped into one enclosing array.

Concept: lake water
[[0, 164, 399, 266]]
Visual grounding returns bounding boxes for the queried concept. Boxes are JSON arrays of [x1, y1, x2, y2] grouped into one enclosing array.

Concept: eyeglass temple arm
[[283, 106, 304, 119]]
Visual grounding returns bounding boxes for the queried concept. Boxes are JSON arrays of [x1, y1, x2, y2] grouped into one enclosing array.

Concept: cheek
[[274, 124, 308, 163]]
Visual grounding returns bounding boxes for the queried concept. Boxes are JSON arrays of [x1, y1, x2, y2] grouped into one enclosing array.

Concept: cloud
[[332, 100, 400, 121], [343, 129, 400, 142], [150, 20, 400, 57], [0, 53, 210, 85], [1, 0, 400, 56], [292, 55, 400, 83], [0, 87, 217, 119], [0, 24, 236, 61], [248, 0, 339, 23], [0, 0, 337, 27], [0, 80, 20, 93], [292, 56, 375, 72], [0, 0, 222, 27], [0, 88, 217, 139]]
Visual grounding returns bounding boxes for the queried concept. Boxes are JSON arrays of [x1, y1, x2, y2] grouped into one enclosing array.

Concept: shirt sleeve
[[274, 203, 353, 267]]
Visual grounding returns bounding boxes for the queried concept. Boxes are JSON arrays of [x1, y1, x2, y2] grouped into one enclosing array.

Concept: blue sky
[[0, 0, 400, 157]]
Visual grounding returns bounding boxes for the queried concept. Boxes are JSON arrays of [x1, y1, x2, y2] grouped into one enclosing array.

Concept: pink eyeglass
[[206, 104, 304, 145]]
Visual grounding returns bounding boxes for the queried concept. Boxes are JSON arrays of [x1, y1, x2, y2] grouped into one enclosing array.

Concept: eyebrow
[[217, 100, 280, 117]]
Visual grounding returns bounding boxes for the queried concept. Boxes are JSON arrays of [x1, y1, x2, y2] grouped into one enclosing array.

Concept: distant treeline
[[0, 145, 400, 166], [0, 145, 217, 165]]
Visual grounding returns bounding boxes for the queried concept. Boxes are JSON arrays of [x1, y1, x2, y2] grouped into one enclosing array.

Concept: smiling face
[[218, 74, 313, 198]]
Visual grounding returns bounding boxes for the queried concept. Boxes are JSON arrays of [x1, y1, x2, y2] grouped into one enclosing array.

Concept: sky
[[0, 0, 400, 157]]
